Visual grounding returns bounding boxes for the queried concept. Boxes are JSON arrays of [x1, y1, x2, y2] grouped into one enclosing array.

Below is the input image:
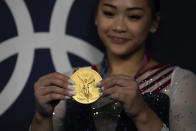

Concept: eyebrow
[[127, 7, 144, 12], [102, 3, 117, 9], [102, 3, 144, 12]]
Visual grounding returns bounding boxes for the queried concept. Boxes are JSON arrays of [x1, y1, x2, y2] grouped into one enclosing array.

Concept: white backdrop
[[0, 0, 103, 130]]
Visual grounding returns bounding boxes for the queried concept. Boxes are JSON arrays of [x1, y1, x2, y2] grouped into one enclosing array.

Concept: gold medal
[[71, 68, 102, 104]]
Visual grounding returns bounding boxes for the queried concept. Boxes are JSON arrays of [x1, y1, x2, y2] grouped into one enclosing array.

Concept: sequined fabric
[[52, 66, 196, 131]]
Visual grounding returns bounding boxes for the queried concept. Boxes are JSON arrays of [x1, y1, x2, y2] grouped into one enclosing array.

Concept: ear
[[150, 12, 160, 33]]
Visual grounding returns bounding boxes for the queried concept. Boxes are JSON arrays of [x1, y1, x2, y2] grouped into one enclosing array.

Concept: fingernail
[[94, 82, 101, 87], [67, 85, 74, 90], [68, 79, 75, 84], [68, 91, 75, 96], [65, 96, 71, 99], [101, 86, 104, 91], [99, 88, 102, 93], [99, 92, 103, 97]]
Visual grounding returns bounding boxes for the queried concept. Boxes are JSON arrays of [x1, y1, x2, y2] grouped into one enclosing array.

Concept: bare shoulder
[[144, 59, 159, 71]]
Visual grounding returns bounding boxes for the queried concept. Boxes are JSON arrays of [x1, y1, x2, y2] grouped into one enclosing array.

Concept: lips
[[110, 36, 130, 44]]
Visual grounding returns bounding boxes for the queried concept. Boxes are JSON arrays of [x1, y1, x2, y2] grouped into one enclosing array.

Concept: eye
[[128, 15, 141, 20], [103, 11, 115, 17]]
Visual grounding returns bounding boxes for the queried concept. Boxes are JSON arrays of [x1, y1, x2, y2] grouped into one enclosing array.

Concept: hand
[[33, 72, 75, 118], [98, 75, 147, 117]]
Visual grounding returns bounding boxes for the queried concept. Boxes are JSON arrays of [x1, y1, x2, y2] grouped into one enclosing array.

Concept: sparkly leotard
[[52, 63, 196, 131]]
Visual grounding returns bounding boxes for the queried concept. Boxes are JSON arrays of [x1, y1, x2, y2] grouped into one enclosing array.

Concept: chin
[[108, 44, 144, 58], [108, 48, 132, 57]]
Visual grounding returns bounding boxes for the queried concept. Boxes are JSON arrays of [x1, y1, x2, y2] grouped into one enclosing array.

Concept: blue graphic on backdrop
[[0, 0, 103, 130]]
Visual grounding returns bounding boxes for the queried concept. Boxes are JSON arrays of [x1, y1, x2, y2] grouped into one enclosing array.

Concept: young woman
[[31, 0, 196, 131]]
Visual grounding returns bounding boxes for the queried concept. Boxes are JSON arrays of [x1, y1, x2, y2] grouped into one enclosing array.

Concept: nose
[[112, 16, 127, 33]]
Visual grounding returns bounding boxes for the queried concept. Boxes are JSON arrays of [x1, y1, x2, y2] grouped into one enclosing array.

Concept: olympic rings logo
[[0, 0, 103, 115]]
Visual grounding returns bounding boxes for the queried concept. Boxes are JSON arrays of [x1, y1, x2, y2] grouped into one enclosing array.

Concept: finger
[[37, 86, 73, 96], [103, 85, 137, 101], [39, 72, 70, 82], [103, 85, 120, 96], [35, 77, 71, 89], [36, 72, 74, 87], [94, 75, 125, 88], [103, 86, 124, 102], [42, 93, 68, 103]]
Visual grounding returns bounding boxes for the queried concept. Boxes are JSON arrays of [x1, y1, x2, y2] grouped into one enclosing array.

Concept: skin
[[31, 72, 75, 131], [31, 0, 162, 130], [96, 0, 152, 57], [95, 0, 163, 130]]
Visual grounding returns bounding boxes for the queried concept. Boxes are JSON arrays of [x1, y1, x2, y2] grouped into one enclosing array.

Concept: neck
[[107, 49, 146, 76]]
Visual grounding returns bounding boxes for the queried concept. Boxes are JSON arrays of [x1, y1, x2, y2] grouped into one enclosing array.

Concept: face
[[95, 0, 159, 57]]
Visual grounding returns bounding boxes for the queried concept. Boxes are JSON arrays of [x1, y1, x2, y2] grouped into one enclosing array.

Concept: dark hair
[[150, 0, 160, 16], [93, 0, 160, 17]]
